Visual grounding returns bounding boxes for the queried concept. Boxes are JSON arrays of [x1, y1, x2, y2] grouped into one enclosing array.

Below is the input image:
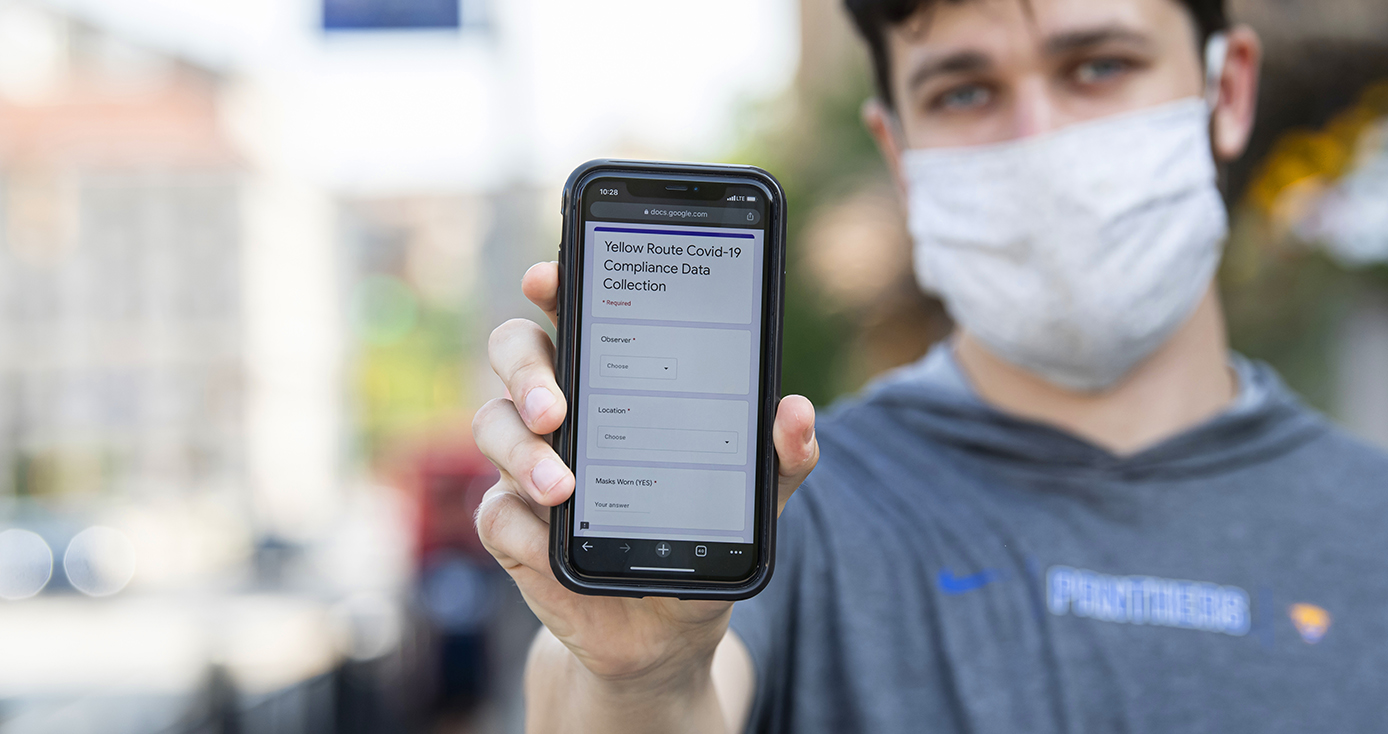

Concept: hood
[[825, 353, 1329, 483]]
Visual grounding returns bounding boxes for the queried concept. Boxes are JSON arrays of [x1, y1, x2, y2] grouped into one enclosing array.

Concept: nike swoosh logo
[[938, 568, 1000, 596]]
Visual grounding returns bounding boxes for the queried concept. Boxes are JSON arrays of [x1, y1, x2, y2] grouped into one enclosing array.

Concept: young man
[[473, 0, 1388, 730]]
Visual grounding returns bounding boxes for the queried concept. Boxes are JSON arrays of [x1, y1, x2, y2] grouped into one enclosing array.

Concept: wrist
[[569, 639, 718, 703], [571, 653, 723, 734], [528, 628, 727, 733]]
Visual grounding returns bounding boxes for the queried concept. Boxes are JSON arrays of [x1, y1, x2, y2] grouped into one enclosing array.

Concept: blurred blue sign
[[323, 0, 460, 30]]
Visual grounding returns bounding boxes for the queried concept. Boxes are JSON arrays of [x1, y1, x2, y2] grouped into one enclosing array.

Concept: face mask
[[901, 38, 1230, 393]]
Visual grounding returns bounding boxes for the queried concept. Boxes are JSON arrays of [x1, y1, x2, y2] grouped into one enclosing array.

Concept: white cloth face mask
[[902, 62, 1230, 392]]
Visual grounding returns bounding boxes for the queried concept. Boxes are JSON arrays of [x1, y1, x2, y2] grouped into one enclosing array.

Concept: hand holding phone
[[471, 258, 818, 716]]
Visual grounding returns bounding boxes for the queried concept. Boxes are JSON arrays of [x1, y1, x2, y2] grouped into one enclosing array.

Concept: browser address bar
[[590, 201, 761, 226]]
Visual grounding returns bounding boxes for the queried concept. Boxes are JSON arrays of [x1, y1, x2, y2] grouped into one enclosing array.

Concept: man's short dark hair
[[845, 0, 1229, 109]]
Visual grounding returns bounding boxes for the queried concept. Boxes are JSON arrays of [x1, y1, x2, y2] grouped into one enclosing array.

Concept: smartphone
[[549, 160, 786, 600]]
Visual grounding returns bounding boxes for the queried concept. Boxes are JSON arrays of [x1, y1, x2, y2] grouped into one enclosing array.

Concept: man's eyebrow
[[1044, 27, 1154, 55], [906, 51, 992, 93]]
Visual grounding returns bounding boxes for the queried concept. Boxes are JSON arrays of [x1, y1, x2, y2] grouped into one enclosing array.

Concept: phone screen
[[567, 175, 773, 582]]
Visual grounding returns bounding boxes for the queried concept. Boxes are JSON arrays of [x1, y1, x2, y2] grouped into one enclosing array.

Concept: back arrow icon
[[620, 543, 631, 553], [581, 542, 592, 551]]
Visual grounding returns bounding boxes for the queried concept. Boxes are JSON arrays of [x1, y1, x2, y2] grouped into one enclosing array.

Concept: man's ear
[[1211, 25, 1262, 162], [863, 98, 908, 196]]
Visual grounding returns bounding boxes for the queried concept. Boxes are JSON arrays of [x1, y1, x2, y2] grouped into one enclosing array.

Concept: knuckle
[[802, 444, 821, 475], [511, 350, 555, 384], [779, 441, 818, 479], [474, 487, 516, 544], [471, 398, 517, 438], [488, 318, 532, 353], [505, 437, 540, 478], [489, 320, 555, 387]]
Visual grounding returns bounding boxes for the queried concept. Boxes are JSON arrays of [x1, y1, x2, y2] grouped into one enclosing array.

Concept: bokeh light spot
[[0, 529, 54, 600], [63, 526, 137, 597]]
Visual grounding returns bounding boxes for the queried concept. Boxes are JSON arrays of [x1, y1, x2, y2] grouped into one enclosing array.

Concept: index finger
[[522, 262, 560, 327]]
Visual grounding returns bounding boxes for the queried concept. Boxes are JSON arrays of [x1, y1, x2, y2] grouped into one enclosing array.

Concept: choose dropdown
[[599, 355, 678, 380], [596, 426, 738, 453]]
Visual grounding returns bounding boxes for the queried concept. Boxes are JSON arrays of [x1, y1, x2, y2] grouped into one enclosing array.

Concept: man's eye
[[1074, 58, 1130, 85], [933, 84, 992, 112]]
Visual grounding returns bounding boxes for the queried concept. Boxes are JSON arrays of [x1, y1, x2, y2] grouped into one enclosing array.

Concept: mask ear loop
[[1203, 33, 1230, 197], [1204, 32, 1229, 109]]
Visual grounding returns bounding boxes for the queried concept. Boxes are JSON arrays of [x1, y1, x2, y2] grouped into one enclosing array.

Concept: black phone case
[[548, 159, 786, 600]]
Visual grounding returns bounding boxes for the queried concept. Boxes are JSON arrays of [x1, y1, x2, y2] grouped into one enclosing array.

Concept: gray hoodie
[[732, 346, 1388, 733]]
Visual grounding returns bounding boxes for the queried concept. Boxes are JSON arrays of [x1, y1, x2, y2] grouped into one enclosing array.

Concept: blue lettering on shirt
[[1047, 565, 1250, 636]]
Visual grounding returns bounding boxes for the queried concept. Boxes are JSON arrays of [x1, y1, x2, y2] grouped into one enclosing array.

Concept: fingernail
[[802, 423, 815, 447], [531, 459, 567, 496], [524, 387, 557, 424]]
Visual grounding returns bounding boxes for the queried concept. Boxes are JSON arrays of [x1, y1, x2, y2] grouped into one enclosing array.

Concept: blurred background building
[[0, 0, 797, 732], [0, 0, 1384, 732]]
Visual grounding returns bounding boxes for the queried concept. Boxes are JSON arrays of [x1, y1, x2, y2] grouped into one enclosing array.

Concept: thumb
[[771, 395, 818, 516]]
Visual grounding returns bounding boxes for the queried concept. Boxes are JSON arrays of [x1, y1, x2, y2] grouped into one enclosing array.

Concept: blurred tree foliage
[[1221, 40, 1388, 412], [357, 309, 465, 447], [354, 278, 475, 460], [727, 70, 894, 406]]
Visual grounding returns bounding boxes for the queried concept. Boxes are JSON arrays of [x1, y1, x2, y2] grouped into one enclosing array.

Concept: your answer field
[[582, 465, 746, 533]]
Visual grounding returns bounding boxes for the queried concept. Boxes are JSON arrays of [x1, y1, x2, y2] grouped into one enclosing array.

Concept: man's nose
[[1011, 76, 1057, 140]]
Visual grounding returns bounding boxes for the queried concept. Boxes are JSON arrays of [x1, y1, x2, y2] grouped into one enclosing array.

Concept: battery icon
[[747, 195, 757, 201]]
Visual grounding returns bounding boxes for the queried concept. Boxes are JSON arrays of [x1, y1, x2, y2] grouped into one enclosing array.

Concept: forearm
[[524, 628, 731, 734]]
